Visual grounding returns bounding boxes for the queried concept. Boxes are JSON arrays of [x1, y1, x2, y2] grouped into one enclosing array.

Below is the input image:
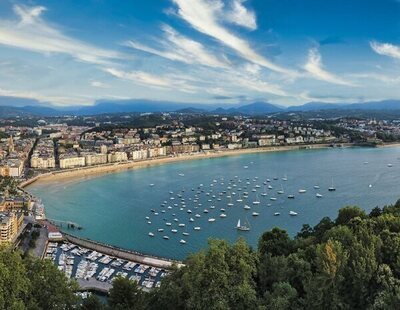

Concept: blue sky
[[0, 0, 399, 107]]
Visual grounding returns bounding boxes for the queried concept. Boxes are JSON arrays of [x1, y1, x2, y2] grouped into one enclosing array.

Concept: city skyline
[[0, 0, 400, 107]]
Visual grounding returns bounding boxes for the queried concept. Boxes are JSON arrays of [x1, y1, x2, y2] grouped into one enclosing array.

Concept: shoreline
[[22, 143, 347, 188]]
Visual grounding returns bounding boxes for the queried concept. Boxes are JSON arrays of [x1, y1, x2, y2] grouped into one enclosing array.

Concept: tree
[[336, 206, 366, 226], [262, 282, 299, 310], [80, 294, 104, 310], [108, 277, 145, 310], [258, 228, 293, 257]]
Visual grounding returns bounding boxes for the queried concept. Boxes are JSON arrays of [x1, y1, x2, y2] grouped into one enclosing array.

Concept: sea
[[28, 146, 400, 260]]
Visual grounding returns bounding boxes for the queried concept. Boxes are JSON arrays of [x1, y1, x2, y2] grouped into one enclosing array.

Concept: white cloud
[[226, 0, 257, 30], [304, 48, 356, 86], [90, 81, 109, 88], [172, 0, 296, 76], [370, 41, 400, 60], [104, 68, 172, 88], [126, 25, 230, 68], [0, 87, 89, 106], [0, 5, 123, 65]]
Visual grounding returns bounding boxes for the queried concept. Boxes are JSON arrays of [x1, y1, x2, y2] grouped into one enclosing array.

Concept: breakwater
[[63, 233, 183, 269]]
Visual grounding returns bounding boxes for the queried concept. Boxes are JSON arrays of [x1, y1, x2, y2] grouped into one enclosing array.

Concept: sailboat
[[328, 178, 336, 191], [282, 174, 288, 181], [261, 185, 268, 196], [252, 194, 260, 205], [236, 219, 250, 231], [277, 184, 284, 195]]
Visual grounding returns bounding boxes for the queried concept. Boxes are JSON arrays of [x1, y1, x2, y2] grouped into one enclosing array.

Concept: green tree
[[258, 228, 293, 257], [108, 277, 145, 310]]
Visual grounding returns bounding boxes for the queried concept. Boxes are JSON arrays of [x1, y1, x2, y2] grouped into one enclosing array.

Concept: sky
[[0, 0, 399, 107]]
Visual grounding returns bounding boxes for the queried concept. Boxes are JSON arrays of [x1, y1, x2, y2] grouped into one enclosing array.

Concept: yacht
[[287, 195, 295, 199], [313, 185, 320, 189], [220, 213, 227, 218], [253, 194, 260, 205], [236, 219, 250, 231], [316, 193, 323, 198], [194, 226, 201, 231], [182, 232, 189, 236], [388, 163, 393, 167], [148, 232, 155, 237], [163, 236, 169, 240], [274, 212, 280, 216], [244, 205, 251, 210], [158, 228, 164, 232], [328, 178, 336, 191], [289, 211, 298, 216], [277, 185, 284, 195], [298, 189, 307, 193], [178, 223, 185, 227], [252, 212, 259, 216], [171, 229, 178, 233], [180, 239, 186, 244], [208, 218, 216, 222], [189, 218, 195, 222], [270, 197, 277, 201]]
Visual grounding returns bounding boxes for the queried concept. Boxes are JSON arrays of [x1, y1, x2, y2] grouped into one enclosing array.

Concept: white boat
[[148, 232, 155, 237], [313, 185, 320, 189], [194, 226, 201, 231], [171, 229, 178, 233], [369, 184, 372, 188], [157, 228, 164, 232], [178, 223, 185, 227], [282, 174, 288, 181], [252, 212, 259, 216], [180, 239, 186, 244], [220, 213, 227, 218], [274, 212, 280, 216], [316, 193, 323, 198], [195, 214, 201, 218], [364, 161, 369, 165], [208, 218, 216, 222], [388, 164, 393, 167], [287, 195, 295, 199], [277, 184, 284, 195], [268, 185, 273, 189], [289, 211, 298, 216], [178, 173, 185, 176], [328, 178, 336, 191], [270, 197, 277, 201], [236, 219, 250, 231], [298, 189, 307, 193], [189, 218, 195, 222], [182, 232, 189, 236], [166, 222, 172, 226], [163, 236, 169, 240], [203, 209, 209, 213], [187, 209, 192, 213], [253, 194, 260, 205], [244, 205, 251, 210]]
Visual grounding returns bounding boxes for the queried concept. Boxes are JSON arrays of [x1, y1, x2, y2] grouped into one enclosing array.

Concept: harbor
[[44, 240, 171, 292]]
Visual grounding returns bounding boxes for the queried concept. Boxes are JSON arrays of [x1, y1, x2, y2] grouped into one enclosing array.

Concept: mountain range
[[0, 96, 399, 117]]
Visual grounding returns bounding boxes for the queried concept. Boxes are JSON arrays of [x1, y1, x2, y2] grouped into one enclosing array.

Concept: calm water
[[29, 147, 400, 260]]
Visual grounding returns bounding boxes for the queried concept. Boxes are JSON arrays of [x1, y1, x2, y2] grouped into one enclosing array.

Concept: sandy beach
[[22, 143, 349, 188], [23, 141, 400, 187]]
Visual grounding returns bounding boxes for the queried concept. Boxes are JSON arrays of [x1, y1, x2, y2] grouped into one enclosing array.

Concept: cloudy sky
[[0, 0, 399, 107]]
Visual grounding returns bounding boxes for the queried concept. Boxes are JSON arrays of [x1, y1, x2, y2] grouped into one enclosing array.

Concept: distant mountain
[[212, 102, 283, 115], [0, 95, 399, 118]]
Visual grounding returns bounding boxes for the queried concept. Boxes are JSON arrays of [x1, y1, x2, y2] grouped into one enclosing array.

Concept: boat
[[270, 197, 277, 201], [364, 161, 369, 165], [274, 212, 280, 216], [298, 189, 307, 193], [171, 229, 178, 233], [244, 205, 251, 210], [208, 218, 216, 222], [180, 239, 186, 244], [194, 226, 201, 231], [243, 166, 248, 169], [189, 218, 195, 222], [163, 236, 169, 240], [203, 209, 209, 213], [369, 184, 372, 188], [277, 184, 284, 194], [316, 193, 323, 198], [253, 194, 260, 205], [166, 222, 172, 226], [287, 195, 295, 199], [220, 213, 227, 218], [145, 216, 150, 220], [289, 211, 298, 216], [328, 178, 336, 191], [388, 164, 393, 167], [157, 228, 164, 232], [182, 232, 189, 236], [178, 173, 185, 177], [195, 214, 201, 218], [178, 223, 185, 227], [313, 185, 320, 189], [148, 232, 154, 237], [252, 212, 259, 216], [236, 219, 250, 231]]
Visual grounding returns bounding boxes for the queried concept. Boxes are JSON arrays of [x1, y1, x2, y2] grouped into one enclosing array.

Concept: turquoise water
[[28, 147, 400, 260]]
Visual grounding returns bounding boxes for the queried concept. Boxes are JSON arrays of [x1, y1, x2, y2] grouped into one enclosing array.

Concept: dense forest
[[3, 200, 400, 309]]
